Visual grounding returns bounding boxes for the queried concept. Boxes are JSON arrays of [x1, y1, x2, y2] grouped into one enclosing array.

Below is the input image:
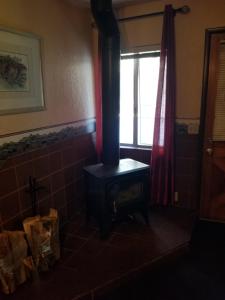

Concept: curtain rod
[[119, 5, 190, 23], [92, 6, 190, 28]]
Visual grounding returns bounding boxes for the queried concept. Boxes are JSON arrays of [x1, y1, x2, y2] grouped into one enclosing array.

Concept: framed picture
[[0, 27, 45, 115]]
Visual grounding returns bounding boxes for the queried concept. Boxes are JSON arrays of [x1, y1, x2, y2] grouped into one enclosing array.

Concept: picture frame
[[0, 27, 45, 115]]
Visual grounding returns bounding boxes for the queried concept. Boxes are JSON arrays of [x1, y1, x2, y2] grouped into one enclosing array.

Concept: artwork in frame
[[0, 27, 45, 115]]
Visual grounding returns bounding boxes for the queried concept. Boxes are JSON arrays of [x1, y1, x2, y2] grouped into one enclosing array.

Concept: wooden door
[[201, 30, 225, 221]]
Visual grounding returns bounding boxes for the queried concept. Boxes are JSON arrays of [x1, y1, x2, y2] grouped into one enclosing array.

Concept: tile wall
[[175, 134, 200, 210], [0, 132, 96, 230]]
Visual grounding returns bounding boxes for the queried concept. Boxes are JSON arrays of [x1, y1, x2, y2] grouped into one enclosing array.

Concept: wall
[[0, 0, 97, 229], [0, 0, 95, 136]]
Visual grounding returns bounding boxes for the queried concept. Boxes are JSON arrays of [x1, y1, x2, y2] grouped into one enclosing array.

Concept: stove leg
[[84, 174, 91, 223], [99, 223, 112, 239], [142, 175, 150, 225], [97, 190, 112, 239], [98, 214, 112, 239], [141, 209, 149, 225]]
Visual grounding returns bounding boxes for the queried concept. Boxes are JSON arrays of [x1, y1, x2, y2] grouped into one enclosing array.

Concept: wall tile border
[[176, 118, 200, 135], [0, 118, 96, 168]]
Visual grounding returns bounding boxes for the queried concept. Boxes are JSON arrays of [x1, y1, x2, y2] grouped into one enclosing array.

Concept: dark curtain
[[94, 34, 102, 161], [151, 5, 176, 206]]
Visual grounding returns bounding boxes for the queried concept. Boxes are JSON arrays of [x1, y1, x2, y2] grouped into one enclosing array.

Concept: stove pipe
[[91, 0, 120, 166]]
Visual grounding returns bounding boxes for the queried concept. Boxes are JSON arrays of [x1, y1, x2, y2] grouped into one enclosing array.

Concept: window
[[120, 50, 160, 147]]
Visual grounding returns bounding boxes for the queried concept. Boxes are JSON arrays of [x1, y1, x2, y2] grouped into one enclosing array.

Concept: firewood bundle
[[23, 208, 60, 272], [0, 208, 60, 295], [0, 231, 35, 294]]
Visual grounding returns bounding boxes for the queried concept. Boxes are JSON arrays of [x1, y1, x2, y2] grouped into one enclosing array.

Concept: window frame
[[120, 49, 160, 149]]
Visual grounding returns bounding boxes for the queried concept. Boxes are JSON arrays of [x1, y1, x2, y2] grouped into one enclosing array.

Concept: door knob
[[206, 148, 213, 156]]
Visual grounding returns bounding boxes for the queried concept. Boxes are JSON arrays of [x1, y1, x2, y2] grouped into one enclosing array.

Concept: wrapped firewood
[[0, 231, 35, 294], [23, 209, 60, 272]]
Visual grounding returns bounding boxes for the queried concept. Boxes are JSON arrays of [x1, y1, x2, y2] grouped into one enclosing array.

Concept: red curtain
[[151, 5, 176, 206], [94, 34, 102, 161]]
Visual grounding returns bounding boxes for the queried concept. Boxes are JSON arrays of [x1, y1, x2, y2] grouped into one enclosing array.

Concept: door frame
[[199, 27, 225, 218]]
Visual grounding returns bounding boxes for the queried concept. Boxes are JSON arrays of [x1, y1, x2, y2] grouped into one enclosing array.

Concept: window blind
[[213, 42, 225, 141]]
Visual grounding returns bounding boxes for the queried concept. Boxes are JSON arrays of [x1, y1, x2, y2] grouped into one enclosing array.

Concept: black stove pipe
[[91, 0, 120, 166]]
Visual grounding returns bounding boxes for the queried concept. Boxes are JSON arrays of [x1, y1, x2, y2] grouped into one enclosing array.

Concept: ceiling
[[68, 0, 155, 8]]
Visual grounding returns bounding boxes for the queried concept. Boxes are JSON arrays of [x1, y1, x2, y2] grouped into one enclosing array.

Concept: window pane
[[120, 59, 134, 144], [138, 56, 160, 146]]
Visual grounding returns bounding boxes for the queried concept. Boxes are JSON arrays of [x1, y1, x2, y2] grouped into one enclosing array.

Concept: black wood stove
[[84, 0, 150, 238], [84, 159, 149, 238]]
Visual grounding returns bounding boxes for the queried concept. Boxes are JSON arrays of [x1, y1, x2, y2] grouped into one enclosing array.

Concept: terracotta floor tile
[[64, 221, 83, 235], [76, 234, 109, 257], [60, 248, 74, 265], [44, 267, 93, 299], [76, 225, 97, 239], [0, 208, 194, 300], [65, 251, 119, 291], [72, 293, 92, 300], [108, 232, 167, 256], [63, 234, 87, 251], [65, 216, 97, 239], [1, 280, 50, 300]]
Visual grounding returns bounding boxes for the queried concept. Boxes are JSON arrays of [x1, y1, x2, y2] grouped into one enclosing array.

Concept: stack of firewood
[[23, 208, 60, 271], [0, 209, 60, 294]]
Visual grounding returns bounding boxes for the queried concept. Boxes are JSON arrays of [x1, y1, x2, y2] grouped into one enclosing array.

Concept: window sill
[[120, 145, 151, 164], [120, 145, 152, 151]]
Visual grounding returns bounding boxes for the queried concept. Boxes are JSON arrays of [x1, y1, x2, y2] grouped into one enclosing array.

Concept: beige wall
[[0, 0, 95, 136], [118, 0, 225, 119]]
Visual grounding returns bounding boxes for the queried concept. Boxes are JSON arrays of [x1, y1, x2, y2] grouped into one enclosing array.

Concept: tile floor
[[1, 208, 195, 300]]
